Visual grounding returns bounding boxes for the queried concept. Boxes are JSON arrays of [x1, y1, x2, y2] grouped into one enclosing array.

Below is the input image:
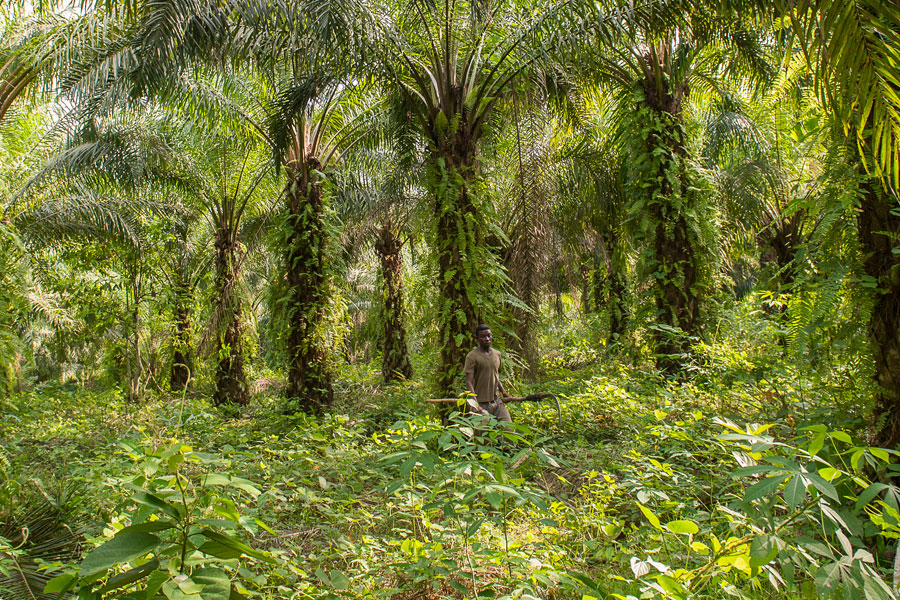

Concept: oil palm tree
[[15, 99, 276, 406], [349, 0, 554, 394], [51, 0, 366, 411], [781, 0, 900, 443], [331, 112, 419, 383], [567, 0, 773, 372], [554, 121, 631, 345]]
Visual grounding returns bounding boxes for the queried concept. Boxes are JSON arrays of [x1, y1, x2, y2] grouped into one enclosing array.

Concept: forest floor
[[0, 329, 894, 600]]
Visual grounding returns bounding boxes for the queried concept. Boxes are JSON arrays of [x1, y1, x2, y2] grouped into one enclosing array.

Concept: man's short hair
[[475, 324, 490, 335]]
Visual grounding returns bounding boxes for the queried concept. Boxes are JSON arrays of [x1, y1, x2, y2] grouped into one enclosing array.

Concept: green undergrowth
[[1, 350, 898, 600]]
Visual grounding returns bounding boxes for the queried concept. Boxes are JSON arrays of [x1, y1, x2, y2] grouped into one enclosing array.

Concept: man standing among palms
[[464, 324, 512, 422]]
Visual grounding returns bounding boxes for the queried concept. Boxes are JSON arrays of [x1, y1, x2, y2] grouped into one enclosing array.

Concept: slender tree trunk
[[605, 232, 629, 344], [123, 262, 144, 402], [552, 262, 564, 317], [592, 256, 606, 316], [375, 223, 413, 382], [170, 280, 193, 391], [213, 227, 248, 406], [283, 158, 333, 412], [857, 178, 900, 445], [580, 262, 592, 315]]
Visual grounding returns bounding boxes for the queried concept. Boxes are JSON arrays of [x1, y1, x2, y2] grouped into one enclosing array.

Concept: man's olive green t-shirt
[[464, 348, 502, 404]]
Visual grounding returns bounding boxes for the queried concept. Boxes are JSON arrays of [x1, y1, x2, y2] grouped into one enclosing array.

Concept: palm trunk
[[426, 130, 483, 395], [504, 207, 543, 380], [592, 256, 606, 316], [637, 80, 706, 374], [375, 223, 413, 382], [283, 159, 333, 412], [857, 178, 900, 445], [581, 262, 592, 315], [213, 227, 248, 406], [170, 280, 193, 391], [506, 237, 541, 382], [605, 232, 629, 343], [123, 263, 143, 402]]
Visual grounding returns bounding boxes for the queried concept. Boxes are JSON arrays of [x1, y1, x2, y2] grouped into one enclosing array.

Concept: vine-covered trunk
[[605, 232, 629, 344], [283, 159, 333, 412], [375, 223, 412, 382], [636, 81, 707, 374], [428, 134, 481, 395], [212, 227, 248, 406], [857, 179, 900, 445], [170, 280, 193, 391]]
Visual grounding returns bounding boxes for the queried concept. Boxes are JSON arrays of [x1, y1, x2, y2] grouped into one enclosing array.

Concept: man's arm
[[497, 357, 510, 398]]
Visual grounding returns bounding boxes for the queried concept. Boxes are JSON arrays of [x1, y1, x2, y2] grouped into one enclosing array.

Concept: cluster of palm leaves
[[1, 0, 899, 435]]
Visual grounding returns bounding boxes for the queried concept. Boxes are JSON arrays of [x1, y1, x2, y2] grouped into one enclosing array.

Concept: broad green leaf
[[198, 539, 241, 560], [145, 569, 169, 600], [399, 455, 417, 477], [655, 574, 686, 598], [851, 449, 865, 472], [230, 477, 261, 497], [163, 578, 200, 600], [749, 536, 778, 568], [807, 433, 826, 456], [329, 570, 350, 590], [855, 482, 888, 511], [871, 448, 891, 462], [449, 581, 469, 595], [664, 520, 698, 535], [199, 529, 274, 563], [807, 474, 839, 501], [831, 431, 852, 444], [44, 574, 77, 594], [202, 474, 230, 486], [690, 541, 709, 554], [817, 467, 841, 482], [636, 503, 661, 530], [192, 568, 231, 600], [783, 475, 806, 511], [745, 475, 787, 502], [132, 492, 183, 521], [118, 521, 176, 535], [96, 559, 160, 594], [80, 532, 160, 576]]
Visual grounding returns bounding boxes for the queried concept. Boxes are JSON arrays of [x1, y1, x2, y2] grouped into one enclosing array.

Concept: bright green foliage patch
[[1, 347, 897, 600]]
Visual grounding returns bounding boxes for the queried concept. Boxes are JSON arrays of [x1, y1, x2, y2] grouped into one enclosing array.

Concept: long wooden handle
[[425, 396, 527, 403]]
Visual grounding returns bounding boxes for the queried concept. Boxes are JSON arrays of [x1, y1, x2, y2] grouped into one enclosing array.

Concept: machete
[[426, 393, 562, 427]]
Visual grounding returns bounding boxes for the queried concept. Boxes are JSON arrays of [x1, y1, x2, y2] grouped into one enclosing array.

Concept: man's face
[[476, 329, 492, 350]]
